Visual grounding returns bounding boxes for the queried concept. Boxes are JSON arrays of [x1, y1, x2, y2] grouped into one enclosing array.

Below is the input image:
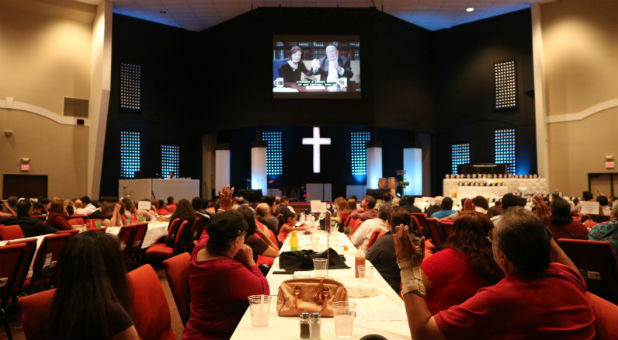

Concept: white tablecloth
[[231, 231, 411, 340]]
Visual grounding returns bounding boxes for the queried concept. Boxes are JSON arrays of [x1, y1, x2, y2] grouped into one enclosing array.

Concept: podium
[[119, 178, 200, 201]]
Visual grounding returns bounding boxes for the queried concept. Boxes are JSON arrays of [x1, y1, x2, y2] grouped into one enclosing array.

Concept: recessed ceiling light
[[466, 7, 474, 12]]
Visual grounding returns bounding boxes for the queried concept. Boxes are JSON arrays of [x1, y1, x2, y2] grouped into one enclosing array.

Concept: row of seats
[[18, 264, 176, 340]]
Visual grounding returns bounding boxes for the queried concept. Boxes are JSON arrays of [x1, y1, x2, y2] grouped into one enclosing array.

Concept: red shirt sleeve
[[228, 263, 270, 301], [421, 248, 462, 288]]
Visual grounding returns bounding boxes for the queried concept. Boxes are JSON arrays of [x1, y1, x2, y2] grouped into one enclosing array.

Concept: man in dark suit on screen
[[310, 44, 353, 83]]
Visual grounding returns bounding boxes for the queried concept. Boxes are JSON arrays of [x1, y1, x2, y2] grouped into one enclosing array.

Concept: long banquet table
[[231, 230, 411, 340]]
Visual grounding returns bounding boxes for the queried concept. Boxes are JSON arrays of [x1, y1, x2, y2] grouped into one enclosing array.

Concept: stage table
[[443, 178, 548, 197], [231, 230, 411, 340], [119, 178, 200, 201]]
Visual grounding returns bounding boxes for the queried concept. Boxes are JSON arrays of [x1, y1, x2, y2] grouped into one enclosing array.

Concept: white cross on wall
[[302, 127, 331, 173]]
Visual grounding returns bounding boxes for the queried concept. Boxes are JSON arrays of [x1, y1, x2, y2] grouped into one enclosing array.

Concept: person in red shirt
[[549, 197, 588, 240], [46, 198, 72, 230], [421, 212, 503, 313], [166, 196, 177, 212], [393, 200, 596, 340], [155, 199, 170, 215], [184, 210, 269, 340]]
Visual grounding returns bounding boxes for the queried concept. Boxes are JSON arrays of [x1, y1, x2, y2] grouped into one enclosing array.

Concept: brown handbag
[[276, 277, 348, 317]]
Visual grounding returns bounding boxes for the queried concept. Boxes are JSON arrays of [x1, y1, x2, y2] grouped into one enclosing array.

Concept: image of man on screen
[[311, 44, 353, 83], [278, 46, 315, 83]]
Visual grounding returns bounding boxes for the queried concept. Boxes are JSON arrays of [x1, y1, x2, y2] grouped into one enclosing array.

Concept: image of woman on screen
[[278, 46, 314, 83]]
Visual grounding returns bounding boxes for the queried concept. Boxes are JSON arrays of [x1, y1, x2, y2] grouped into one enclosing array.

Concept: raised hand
[[218, 185, 236, 212], [393, 224, 426, 266], [533, 194, 551, 225]]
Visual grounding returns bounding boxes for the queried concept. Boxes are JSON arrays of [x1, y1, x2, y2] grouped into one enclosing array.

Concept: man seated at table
[[351, 204, 391, 251], [74, 196, 97, 215], [430, 197, 456, 219], [350, 195, 378, 221], [393, 205, 596, 339], [0, 198, 59, 237], [367, 207, 420, 293]]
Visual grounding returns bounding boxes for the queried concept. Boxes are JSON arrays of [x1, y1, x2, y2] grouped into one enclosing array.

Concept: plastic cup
[[357, 264, 374, 280], [248, 295, 271, 327], [313, 258, 328, 277], [333, 301, 356, 338]]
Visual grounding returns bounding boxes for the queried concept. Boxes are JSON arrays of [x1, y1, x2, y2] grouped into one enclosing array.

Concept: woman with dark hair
[[277, 210, 306, 244], [156, 199, 170, 215], [49, 231, 139, 339], [46, 198, 71, 230], [420, 212, 504, 313], [237, 205, 279, 261], [549, 198, 588, 240], [277, 45, 314, 83], [184, 211, 269, 340]]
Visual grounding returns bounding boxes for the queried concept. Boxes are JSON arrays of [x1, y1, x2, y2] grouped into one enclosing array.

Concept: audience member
[[64, 199, 75, 216], [0, 199, 17, 217], [350, 195, 378, 221], [277, 210, 305, 244], [237, 205, 278, 273], [169, 198, 200, 252], [75, 196, 97, 215], [471, 195, 489, 214], [351, 204, 391, 251], [88, 203, 122, 227], [0, 198, 58, 237], [256, 202, 279, 235], [335, 197, 353, 225], [486, 200, 503, 218], [166, 196, 177, 212], [156, 199, 171, 215], [367, 207, 420, 293], [279, 196, 295, 215], [348, 195, 358, 209], [491, 193, 526, 224], [49, 231, 139, 339], [32, 201, 45, 215], [549, 198, 588, 240], [393, 206, 595, 339], [184, 211, 269, 340], [430, 197, 456, 219], [398, 196, 422, 213], [46, 198, 72, 230], [420, 212, 503, 313], [2, 196, 18, 214], [588, 206, 618, 254]]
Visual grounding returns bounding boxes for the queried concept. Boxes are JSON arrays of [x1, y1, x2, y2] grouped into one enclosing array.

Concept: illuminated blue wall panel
[[262, 131, 283, 176], [494, 129, 516, 174], [451, 143, 470, 174], [161, 145, 180, 178], [120, 131, 140, 178]]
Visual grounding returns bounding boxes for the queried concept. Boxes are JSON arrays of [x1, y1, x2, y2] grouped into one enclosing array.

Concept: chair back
[[409, 215, 423, 236], [587, 292, 618, 340], [366, 228, 388, 250], [0, 224, 25, 241], [411, 213, 432, 238], [0, 243, 26, 306], [425, 218, 444, 250], [130, 223, 148, 251], [30, 233, 71, 291], [68, 218, 84, 226], [56, 229, 79, 236], [18, 288, 56, 340], [165, 218, 181, 247], [117, 225, 135, 253], [173, 220, 190, 255], [558, 239, 618, 303], [7, 238, 38, 294], [349, 218, 363, 235], [163, 253, 191, 325], [441, 220, 455, 241], [127, 265, 175, 340]]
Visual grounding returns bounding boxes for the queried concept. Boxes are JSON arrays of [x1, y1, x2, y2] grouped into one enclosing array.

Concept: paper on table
[[138, 201, 151, 210], [310, 200, 327, 213], [580, 201, 600, 215]]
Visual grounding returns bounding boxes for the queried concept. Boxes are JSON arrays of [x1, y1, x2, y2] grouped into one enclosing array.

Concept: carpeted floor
[[0, 267, 185, 340]]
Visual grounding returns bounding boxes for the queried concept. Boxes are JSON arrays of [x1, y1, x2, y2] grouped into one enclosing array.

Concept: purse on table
[[277, 277, 348, 317]]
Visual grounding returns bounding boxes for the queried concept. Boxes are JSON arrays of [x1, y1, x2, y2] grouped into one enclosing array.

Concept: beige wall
[[540, 0, 618, 196], [0, 0, 96, 198]]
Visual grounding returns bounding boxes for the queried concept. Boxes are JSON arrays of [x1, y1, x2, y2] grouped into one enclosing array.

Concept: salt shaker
[[310, 312, 321, 339]]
